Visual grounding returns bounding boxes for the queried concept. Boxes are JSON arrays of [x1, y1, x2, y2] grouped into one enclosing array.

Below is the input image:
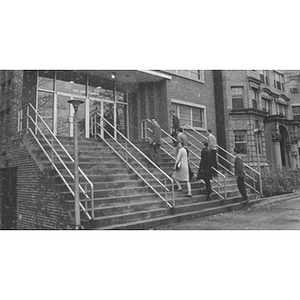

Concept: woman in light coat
[[172, 142, 192, 197]]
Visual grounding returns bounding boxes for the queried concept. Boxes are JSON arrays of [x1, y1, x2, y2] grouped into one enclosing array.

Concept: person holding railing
[[170, 110, 180, 145], [176, 127, 189, 155], [206, 129, 218, 176], [172, 141, 192, 197], [147, 118, 162, 167], [233, 147, 248, 204], [196, 142, 213, 201]]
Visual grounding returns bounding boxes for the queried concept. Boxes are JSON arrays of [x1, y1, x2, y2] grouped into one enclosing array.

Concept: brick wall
[[166, 71, 216, 135], [0, 70, 74, 229]]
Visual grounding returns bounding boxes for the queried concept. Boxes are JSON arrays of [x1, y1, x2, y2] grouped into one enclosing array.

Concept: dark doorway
[[279, 125, 291, 168], [1, 167, 17, 229]]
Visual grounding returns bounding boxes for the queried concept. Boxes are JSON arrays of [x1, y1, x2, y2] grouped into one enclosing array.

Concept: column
[[272, 133, 282, 169]]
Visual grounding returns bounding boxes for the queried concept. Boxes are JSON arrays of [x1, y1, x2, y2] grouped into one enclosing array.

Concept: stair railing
[[18, 103, 95, 220], [95, 112, 175, 208], [142, 119, 227, 200], [183, 124, 261, 195]]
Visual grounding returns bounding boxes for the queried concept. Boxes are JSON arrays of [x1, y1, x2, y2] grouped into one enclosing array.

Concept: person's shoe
[[186, 194, 192, 197], [206, 195, 211, 201], [177, 188, 182, 192], [241, 197, 249, 204]]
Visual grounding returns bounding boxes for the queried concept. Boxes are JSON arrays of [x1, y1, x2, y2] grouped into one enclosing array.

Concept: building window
[[166, 70, 204, 83], [255, 132, 262, 154], [231, 87, 244, 109], [234, 130, 247, 154], [251, 89, 259, 109], [274, 71, 285, 91], [292, 106, 300, 120], [171, 100, 206, 130], [38, 70, 55, 91], [262, 98, 271, 114], [259, 70, 269, 85], [277, 103, 286, 117]]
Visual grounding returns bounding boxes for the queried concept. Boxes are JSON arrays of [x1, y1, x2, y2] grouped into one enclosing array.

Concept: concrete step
[[96, 194, 261, 229]]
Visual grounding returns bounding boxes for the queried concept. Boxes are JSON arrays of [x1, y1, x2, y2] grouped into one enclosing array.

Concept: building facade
[[214, 70, 300, 171], [0, 70, 216, 229]]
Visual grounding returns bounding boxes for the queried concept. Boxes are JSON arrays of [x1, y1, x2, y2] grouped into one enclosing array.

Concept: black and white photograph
[[2, 69, 300, 230], [1, 1, 300, 299]]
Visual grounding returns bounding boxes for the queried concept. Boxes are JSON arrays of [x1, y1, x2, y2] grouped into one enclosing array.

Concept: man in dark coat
[[197, 142, 213, 200], [234, 147, 248, 203], [170, 110, 180, 145]]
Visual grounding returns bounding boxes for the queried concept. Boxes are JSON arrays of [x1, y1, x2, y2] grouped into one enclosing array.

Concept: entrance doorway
[[88, 99, 127, 139], [279, 125, 291, 168], [37, 71, 128, 140], [1, 167, 17, 229]]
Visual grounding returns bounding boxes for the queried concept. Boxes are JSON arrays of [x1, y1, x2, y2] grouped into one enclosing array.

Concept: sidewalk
[[158, 192, 300, 230]]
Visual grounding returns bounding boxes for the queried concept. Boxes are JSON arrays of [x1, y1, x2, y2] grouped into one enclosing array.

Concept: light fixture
[[110, 73, 115, 80]]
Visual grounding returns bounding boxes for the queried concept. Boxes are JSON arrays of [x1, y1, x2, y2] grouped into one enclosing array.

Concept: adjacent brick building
[[213, 70, 300, 170]]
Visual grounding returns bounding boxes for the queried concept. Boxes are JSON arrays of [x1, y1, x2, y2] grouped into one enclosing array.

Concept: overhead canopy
[[81, 70, 171, 84]]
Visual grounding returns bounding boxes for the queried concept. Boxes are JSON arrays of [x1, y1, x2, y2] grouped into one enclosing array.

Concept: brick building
[[213, 70, 300, 170], [0, 70, 216, 229]]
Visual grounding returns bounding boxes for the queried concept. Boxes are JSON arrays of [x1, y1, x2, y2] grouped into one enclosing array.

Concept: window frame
[[166, 70, 205, 83], [292, 105, 300, 120], [171, 99, 206, 130], [231, 86, 244, 110], [234, 130, 247, 154]]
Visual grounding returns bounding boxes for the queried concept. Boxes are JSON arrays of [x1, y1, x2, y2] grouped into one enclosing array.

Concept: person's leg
[[204, 178, 212, 200], [237, 177, 248, 201], [186, 181, 192, 196], [206, 178, 212, 194], [240, 177, 248, 200], [211, 150, 218, 175], [174, 179, 182, 191], [147, 143, 155, 165], [156, 145, 162, 166]]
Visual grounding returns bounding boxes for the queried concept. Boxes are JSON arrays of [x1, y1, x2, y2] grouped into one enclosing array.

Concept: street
[[159, 193, 300, 230]]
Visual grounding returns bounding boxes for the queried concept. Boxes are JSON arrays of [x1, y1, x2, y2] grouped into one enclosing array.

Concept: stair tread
[[97, 196, 263, 229]]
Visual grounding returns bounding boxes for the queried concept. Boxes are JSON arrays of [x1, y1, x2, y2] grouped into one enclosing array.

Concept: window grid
[[234, 130, 247, 154], [292, 106, 300, 120], [172, 103, 205, 129], [231, 87, 244, 109], [167, 70, 204, 83]]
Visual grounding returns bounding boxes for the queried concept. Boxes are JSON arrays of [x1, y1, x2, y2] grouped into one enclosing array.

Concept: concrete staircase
[[22, 135, 261, 229]]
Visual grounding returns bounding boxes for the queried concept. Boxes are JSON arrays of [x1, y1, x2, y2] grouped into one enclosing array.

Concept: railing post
[[51, 136, 54, 166], [125, 141, 128, 165], [164, 177, 168, 202], [26, 105, 29, 134], [224, 176, 227, 200], [68, 99, 84, 229], [84, 183, 88, 212], [18, 109, 20, 133], [255, 130, 263, 197]]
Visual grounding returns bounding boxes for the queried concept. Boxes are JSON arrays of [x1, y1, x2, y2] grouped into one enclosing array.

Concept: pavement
[[159, 192, 300, 230]]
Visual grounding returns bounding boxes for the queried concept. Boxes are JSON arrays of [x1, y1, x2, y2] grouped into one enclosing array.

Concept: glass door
[[89, 99, 102, 138], [56, 93, 86, 137]]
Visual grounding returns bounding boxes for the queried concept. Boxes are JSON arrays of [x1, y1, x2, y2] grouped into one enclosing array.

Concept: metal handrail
[[143, 119, 227, 200], [18, 103, 94, 220], [182, 123, 261, 194], [95, 113, 175, 208]]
